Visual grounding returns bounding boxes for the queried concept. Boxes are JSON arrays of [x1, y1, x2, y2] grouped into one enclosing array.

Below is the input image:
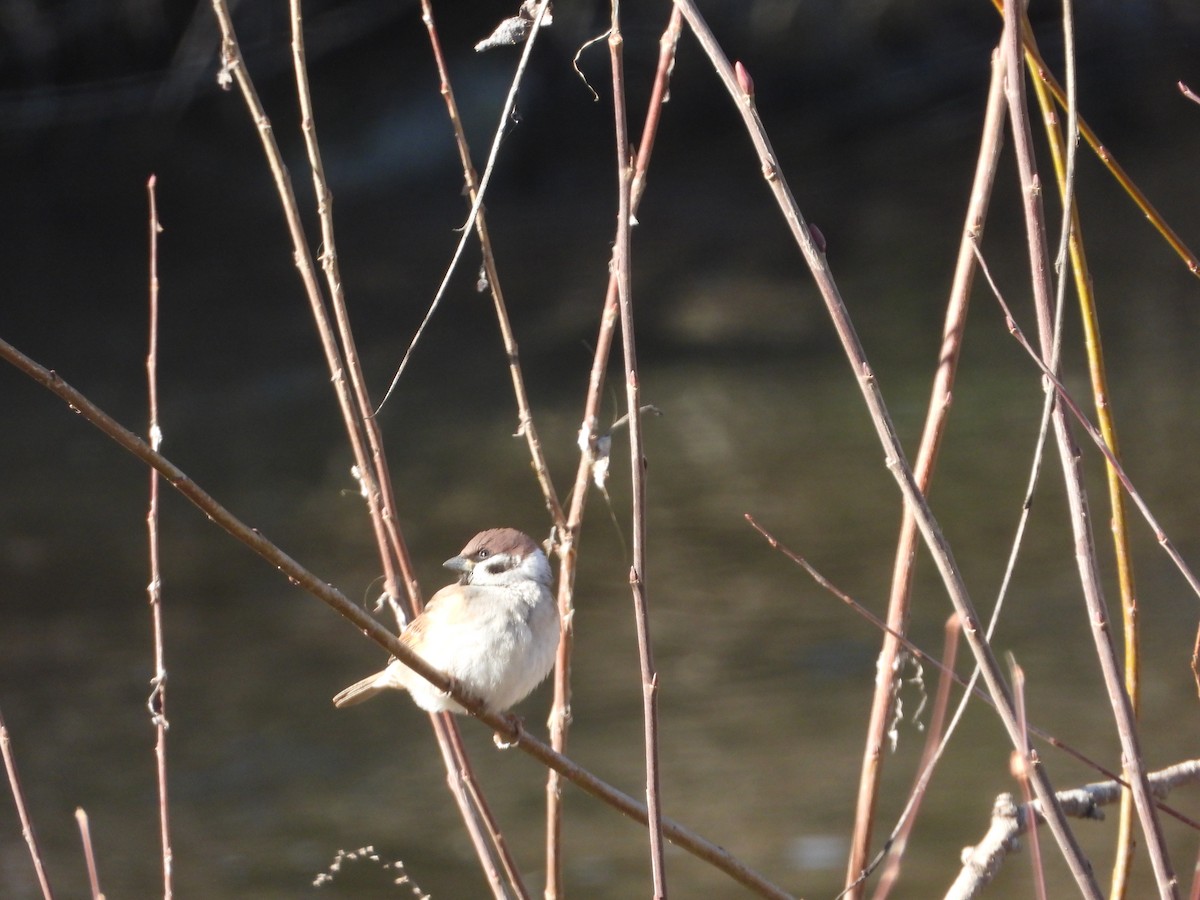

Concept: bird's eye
[[476, 549, 490, 559]]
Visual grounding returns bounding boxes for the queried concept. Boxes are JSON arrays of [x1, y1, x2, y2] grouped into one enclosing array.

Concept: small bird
[[332, 528, 560, 714]]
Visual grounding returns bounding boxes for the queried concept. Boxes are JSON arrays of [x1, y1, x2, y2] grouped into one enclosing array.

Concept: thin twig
[[286, 1, 524, 893], [376, 0, 554, 415], [863, 343, 1065, 900], [1023, 3, 1144, 892], [145, 174, 173, 900], [0, 338, 794, 900], [985, 0, 1200, 277], [212, 3, 535, 893], [870, 615, 960, 900], [418, 0, 566, 533], [844, 46, 1008, 899], [971, 244, 1200, 609], [543, 10, 684, 895], [609, 3, 667, 894], [1038, 4, 1142, 890], [0, 707, 55, 899], [1009, 659, 1048, 900], [285, 0, 423, 614], [209, 0, 413, 609], [74, 808, 104, 900], [744, 514, 1200, 835], [675, 2, 1098, 893], [1002, 4, 1175, 883]]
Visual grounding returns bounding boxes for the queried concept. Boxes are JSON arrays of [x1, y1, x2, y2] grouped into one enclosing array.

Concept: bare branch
[[0, 708, 54, 900], [948, 762, 1200, 900]]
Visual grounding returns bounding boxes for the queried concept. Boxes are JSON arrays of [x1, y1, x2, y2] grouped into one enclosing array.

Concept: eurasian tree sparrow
[[332, 528, 559, 714]]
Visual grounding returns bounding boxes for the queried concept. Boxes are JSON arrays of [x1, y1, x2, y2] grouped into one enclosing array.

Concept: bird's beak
[[444, 554, 473, 584]]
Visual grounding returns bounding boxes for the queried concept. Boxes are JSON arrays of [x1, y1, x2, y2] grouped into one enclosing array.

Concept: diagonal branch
[[0, 336, 795, 900], [844, 45, 1009, 899], [212, 1, 525, 893], [999, 1, 1176, 890], [673, 1, 1100, 893], [417, 0, 565, 534]]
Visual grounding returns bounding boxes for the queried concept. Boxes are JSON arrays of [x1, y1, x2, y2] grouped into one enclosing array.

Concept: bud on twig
[[808, 222, 826, 255], [734, 60, 754, 100]]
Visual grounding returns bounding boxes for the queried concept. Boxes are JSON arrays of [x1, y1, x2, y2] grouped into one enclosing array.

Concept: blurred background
[[2, 0, 1200, 896]]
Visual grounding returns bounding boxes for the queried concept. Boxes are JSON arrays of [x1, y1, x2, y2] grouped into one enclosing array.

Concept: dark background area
[[3, 1, 1200, 897]]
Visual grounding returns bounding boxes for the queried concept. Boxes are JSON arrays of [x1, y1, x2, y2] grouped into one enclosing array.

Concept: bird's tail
[[331, 671, 396, 708]]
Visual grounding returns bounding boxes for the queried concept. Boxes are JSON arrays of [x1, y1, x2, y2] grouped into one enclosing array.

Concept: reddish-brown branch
[[0, 708, 54, 900], [609, 3, 667, 894], [544, 8, 683, 895], [0, 336, 794, 899], [843, 47, 1008, 898]]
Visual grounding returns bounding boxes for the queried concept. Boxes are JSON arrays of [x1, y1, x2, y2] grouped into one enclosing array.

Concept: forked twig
[[971, 244, 1200, 607], [674, 2, 1098, 893], [0, 707, 54, 899]]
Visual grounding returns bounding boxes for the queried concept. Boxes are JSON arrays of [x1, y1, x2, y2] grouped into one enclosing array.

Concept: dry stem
[[0, 337, 793, 899], [0, 707, 54, 899], [1021, 5, 1144, 891], [144, 173, 173, 900], [375, 0, 556, 436], [675, 1, 1099, 893], [1001, 0, 1175, 887], [985, 0, 1200, 277], [543, 9, 684, 894], [844, 46, 1008, 899], [1009, 660, 1048, 900], [609, 3, 668, 893], [212, 1, 526, 892], [417, 0, 565, 534], [74, 808, 104, 900]]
